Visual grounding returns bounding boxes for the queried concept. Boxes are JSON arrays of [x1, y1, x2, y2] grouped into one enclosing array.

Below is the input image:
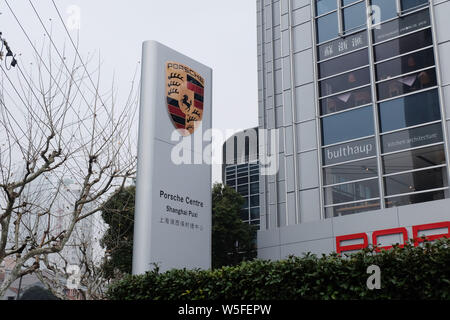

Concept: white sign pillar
[[132, 41, 212, 274]]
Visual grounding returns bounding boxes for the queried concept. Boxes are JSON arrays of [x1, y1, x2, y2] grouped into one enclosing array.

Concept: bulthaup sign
[[132, 41, 212, 274]]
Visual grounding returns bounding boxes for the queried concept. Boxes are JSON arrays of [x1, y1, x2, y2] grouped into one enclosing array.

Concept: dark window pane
[[377, 68, 437, 101], [240, 209, 249, 221], [316, 0, 337, 16], [343, 2, 367, 32], [250, 207, 260, 220], [382, 145, 446, 175], [324, 178, 380, 205], [320, 86, 372, 115], [373, 8, 430, 43], [374, 29, 432, 61], [323, 158, 378, 185], [316, 12, 339, 43], [384, 167, 448, 196], [237, 177, 248, 185], [318, 31, 367, 60], [325, 200, 380, 217], [371, 0, 397, 23], [250, 195, 260, 207], [381, 123, 443, 153], [250, 175, 259, 182], [250, 182, 259, 195], [375, 48, 435, 81], [242, 197, 249, 209], [320, 67, 371, 97], [237, 184, 249, 196], [237, 171, 248, 178], [385, 189, 447, 208], [323, 137, 377, 166], [227, 179, 235, 186], [322, 106, 374, 145], [237, 166, 248, 172], [379, 89, 441, 132], [319, 49, 369, 78], [401, 0, 428, 12]]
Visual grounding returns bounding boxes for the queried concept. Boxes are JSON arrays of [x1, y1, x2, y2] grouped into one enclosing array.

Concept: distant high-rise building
[[222, 127, 260, 228]]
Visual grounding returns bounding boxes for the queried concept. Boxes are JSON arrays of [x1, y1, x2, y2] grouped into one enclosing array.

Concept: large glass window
[[324, 178, 380, 205], [382, 145, 446, 175], [325, 200, 381, 217], [381, 123, 443, 154], [319, 49, 369, 79], [374, 29, 432, 62], [379, 89, 441, 133], [320, 67, 371, 97], [384, 167, 448, 196], [385, 189, 447, 208], [316, 0, 337, 16], [373, 8, 430, 43], [375, 48, 435, 81], [323, 158, 378, 185], [370, 0, 397, 23], [320, 86, 372, 115], [377, 68, 437, 101], [317, 12, 339, 43], [401, 0, 428, 12], [343, 2, 367, 32], [322, 106, 374, 145]]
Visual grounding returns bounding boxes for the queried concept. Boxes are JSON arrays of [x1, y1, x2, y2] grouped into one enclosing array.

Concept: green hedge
[[106, 239, 450, 300]]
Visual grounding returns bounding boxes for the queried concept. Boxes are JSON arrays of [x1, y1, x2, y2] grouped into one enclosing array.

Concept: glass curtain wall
[[314, 0, 448, 217]]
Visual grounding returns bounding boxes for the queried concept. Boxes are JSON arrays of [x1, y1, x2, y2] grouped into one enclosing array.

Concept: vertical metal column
[[287, 0, 301, 225], [366, 0, 386, 209], [310, 0, 325, 220], [429, 2, 450, 197]]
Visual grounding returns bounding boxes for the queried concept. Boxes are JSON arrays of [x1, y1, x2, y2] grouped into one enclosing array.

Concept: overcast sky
[[0, 0, 258, 183]]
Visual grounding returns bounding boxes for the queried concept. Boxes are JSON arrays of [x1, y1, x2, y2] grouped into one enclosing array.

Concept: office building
[[256, 0, 450, 258], [222, 128, 260, 227]]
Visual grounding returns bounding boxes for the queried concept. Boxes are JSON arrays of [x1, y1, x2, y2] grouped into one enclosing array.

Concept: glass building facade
[[315, 0, 449, 218]]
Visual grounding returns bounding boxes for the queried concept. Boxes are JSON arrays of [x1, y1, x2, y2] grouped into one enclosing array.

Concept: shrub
[[106, 239, 450, 300]]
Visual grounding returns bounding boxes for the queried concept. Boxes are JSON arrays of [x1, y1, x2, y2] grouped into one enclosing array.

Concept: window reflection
[[319, 49, 369, 79], [374, 29, 432, 61], [320, 86, 372, 115], [323, 158, 378, 185], [382, 145, 446, 175], [378, 89, 441, 132], [325, 200, 381, 217], [371, 0, 397, 23], [343, 2, 367, 32], [375, 48, 434, 81], [320, 67, 371, 97], [384, 167, 448, 196], [386, 190, 447, 208], [316, 0, 337, 16], [324, 178, 380, 205], [322, 106, 374, 145], [316, 12, 338, 43], [377, 68, 436, 101], [401, 0, 428, 12]]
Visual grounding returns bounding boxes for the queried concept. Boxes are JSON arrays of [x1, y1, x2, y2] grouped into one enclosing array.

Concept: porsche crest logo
[[166, 62, 204, 136]]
